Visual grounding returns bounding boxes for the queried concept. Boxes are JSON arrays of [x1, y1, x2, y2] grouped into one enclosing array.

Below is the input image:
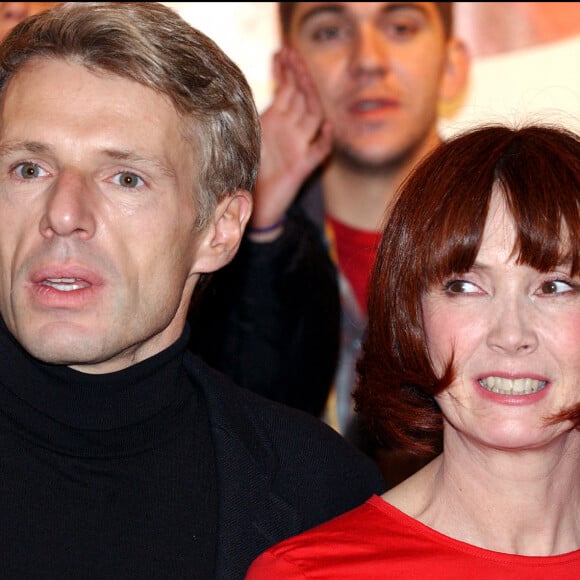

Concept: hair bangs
[[497, 145, 580, 275]]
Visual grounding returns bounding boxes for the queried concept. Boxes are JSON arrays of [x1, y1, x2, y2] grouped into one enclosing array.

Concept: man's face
[[287, 2, 461, 168], [0, 59, 211, 373]]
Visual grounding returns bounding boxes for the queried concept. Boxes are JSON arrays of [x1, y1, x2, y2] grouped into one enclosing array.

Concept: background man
[[189, 2, 469, 486]]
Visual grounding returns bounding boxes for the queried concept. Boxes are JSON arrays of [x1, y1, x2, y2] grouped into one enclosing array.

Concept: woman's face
[[422, 188, 580, 451]]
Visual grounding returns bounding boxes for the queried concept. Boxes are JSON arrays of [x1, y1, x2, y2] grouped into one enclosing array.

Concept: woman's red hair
[[355, 124, 580, 455]]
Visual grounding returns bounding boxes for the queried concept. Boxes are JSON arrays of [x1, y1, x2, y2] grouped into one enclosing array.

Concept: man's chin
[[17, 326, 108, 368], [25, 343, 103, 368], [333, 144, 401, 175]]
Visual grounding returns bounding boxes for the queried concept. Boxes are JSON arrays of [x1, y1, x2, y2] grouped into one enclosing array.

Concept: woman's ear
[[191, 189, 253, 274]]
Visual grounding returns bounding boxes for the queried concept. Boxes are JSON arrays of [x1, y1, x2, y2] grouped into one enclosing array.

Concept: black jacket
[[187, 352, 386, 579], [188, 174, 339, 418]]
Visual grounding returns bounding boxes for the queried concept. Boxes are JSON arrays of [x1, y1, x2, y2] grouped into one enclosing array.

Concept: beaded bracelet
[[247, 216, 287, 234]]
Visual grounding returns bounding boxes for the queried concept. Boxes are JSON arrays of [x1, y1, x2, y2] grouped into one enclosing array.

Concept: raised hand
[[248, 47, 333, 241]]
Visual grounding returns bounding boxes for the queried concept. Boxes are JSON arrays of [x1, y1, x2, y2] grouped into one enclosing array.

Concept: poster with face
[[454, 2, 580, 57]]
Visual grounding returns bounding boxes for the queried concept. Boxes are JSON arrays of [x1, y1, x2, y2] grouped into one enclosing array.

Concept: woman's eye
[[539, 279, 574, 295], [444, 279, 478, 294], [15, 162, 46, 179], [113, 171, 144, 188]]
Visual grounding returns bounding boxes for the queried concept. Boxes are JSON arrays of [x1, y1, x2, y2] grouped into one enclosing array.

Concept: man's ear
[[192, 189, 253, 274], [439, 38, 470, 115]]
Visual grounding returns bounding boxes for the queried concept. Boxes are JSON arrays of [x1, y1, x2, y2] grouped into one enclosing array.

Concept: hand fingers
[[272, 47, 323, 122]]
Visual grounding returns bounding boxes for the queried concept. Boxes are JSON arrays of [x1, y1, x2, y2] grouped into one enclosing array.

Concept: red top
[[325, 215, 381, 314], [246, 495, 580, 579]]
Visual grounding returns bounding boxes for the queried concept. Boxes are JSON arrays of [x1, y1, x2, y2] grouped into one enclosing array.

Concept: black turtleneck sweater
[[0, 320, 217, 579]]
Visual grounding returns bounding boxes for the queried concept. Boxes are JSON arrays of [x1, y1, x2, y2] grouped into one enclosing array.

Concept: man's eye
[[113, 172, 144, 188], [313, 25, 344, 42], [387, 21, 418, 38], [539, 279, 574, 295], [15, 162, 46, 179], [444, 280, 478, 294]]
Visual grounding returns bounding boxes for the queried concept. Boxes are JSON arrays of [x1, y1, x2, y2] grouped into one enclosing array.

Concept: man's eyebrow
[[0, 141, 177, 178], [383, 3, 430, 16], [102, 149, 177, 179], [0, 141, 50, 157], [298, 2, 429, 29], [298, 3, 345, 29]]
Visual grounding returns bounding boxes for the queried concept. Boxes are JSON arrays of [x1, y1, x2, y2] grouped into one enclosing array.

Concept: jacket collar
[[184, 352, 302, 579]]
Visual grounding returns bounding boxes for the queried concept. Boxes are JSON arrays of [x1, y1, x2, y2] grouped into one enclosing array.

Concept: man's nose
[[39, 171, 98, 240], [349, 23, 389, 77]]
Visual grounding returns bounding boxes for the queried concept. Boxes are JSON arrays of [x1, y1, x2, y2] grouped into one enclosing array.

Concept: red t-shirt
[[325, 215, 381, 314], [246, 495, 580, 579]]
